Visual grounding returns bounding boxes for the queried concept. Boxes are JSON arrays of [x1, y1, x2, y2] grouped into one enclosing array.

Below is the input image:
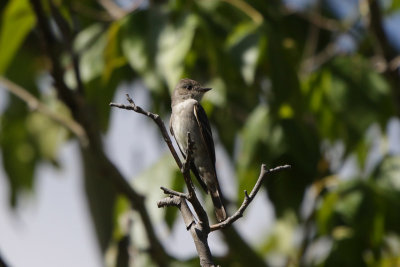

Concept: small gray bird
[[170, 78, 227, 222]]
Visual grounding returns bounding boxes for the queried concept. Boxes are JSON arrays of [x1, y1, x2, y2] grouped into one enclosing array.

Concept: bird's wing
[[169, 117, 185, 157], [193, 102, 216, 174]]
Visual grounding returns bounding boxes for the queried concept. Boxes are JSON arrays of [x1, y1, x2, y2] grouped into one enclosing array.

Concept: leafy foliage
[[1, 0, 400, 266]]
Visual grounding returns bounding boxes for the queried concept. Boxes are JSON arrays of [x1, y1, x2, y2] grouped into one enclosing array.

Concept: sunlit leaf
[[68, 23, 106, 86], [156, 13, 199, 90], [103, 21, 127, 83], [121, 9, 164, 91], [0, 0, 36, 74], [375, 156, 400, 191]]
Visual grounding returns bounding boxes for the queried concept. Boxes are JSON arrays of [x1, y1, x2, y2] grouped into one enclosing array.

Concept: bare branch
[[111, 95, 292, 265], [0, 77, 88, 146], [111, 94, 182, 170], [210, 164, 291, 232], [0, 250, 9, 267], [111, 95, 210, 228], [160, 187, 188, 198], [112, 95, 214, 266], [157, 195, 182, 208], [157, 196, 215, 267]]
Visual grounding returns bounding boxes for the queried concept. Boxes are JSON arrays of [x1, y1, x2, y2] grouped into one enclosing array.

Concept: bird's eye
[[186, 85, 192, 90]]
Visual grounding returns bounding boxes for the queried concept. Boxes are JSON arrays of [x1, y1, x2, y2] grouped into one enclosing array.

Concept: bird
[[170, 78, 227, 222]]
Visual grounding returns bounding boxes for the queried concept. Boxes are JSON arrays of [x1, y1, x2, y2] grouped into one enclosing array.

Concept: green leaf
[[156, 13, 199, 90], [25, 98, 68, 162], [226, 22, 264, 85], [301, 56, 392, 157], [0, 0, 36, 74], [317, 191, 339, 235], [103, 21, 127, 83], [121, 9, 163, 91], [67, 23, 106, 86], [121, 9, 199, 91], [0, 97, 38, 206], [236, 105, 269, 194], [335, 190, 363, 224], [72, 24, 126, 131], [387, 0, 400, 13], [131, 154, 181, 244], [375, 156, 400, 191], [266, 24, 301, 110]]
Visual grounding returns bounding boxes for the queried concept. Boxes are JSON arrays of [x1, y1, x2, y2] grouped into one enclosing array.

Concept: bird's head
[[172, 78, 212, 104]]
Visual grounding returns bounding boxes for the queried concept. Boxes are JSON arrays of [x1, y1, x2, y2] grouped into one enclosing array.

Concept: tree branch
[[0, 77, 88, 146], [157, 196, 215, 266], [111, 95, 215, 266], [0, 251, 9, 267], [160, 186, 188, 198], [110, 95, 182, 169], [210, 164, 291, 231], [111, 95, 210, 228], [111, 95, 292, 266]]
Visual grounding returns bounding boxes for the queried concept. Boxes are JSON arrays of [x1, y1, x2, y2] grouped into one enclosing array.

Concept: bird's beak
[[197, 87, 212, 92]]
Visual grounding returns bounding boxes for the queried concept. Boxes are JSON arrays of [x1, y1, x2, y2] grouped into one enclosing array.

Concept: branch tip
[[210, 163, 291, 232]]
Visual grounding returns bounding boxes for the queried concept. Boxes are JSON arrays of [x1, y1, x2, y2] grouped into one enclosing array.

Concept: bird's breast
[[171, 99, 198, 149]]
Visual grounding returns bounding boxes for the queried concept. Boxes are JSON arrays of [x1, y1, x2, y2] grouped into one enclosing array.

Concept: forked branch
[[210, 164, 291, 231], [110, 94, 291, 267], [110, 95, 209, 226]]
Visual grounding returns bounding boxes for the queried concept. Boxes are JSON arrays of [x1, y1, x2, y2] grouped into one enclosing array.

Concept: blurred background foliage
[[1, 0, 400, 266]]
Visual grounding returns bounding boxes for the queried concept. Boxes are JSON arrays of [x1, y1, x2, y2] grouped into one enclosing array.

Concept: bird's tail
[[210, 189, 227, 222]]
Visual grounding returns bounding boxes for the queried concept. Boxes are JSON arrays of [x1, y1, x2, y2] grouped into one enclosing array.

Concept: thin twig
[[111, 95, 213, 265], [210, 164, 291, 231], [0, 76, 88, 146], [111, 94, 183, 169], [111, 95, 209, 228], [157, 195, 182, 208], [160, 187, 188, 198]]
